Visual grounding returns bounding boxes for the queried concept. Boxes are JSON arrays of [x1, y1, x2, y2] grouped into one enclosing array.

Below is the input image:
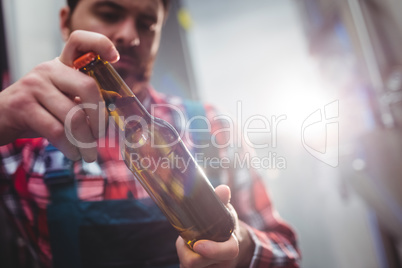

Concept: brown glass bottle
[[73, 52, 234, 247]]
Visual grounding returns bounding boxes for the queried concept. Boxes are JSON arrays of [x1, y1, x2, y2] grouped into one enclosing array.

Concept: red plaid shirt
[[0, 87, 300, 267]]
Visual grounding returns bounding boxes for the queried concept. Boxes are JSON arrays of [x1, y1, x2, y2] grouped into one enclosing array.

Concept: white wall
[[183, 0, 381, 267], [2, 0, 64, 82]]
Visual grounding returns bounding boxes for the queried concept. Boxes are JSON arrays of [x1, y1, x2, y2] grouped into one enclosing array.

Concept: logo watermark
[[63, 100, 340, 170], [301, 100, 339, 167], [128, 151, 287, 174]]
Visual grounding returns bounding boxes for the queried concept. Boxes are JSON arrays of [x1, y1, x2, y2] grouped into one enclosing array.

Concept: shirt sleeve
[[205, 104, 301, 268], [0, 142, 21, 184], [0, 139, 44, 192], [230, 156, 300, 268], [244, 177, 300, 267]]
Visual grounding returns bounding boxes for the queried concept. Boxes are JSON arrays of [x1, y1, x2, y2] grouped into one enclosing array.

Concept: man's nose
[[114, 17, 140, 47]]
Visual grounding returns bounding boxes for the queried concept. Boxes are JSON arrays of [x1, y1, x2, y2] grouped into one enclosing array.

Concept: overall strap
[[180, 99, 211, 155], [176, 100, 222, 187], [44, 144, 81, 268], [43, 143, 77, 202]]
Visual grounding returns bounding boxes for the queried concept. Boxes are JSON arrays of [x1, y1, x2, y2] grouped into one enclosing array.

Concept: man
[[0, 0, 300, 267]]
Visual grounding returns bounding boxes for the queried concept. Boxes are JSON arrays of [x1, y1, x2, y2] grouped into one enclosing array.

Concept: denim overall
[[45, 143, 179, 268], [45, 100, 216, 268]]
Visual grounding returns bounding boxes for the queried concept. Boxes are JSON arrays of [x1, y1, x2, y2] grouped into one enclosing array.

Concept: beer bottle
[[73, 52, 234, 247]]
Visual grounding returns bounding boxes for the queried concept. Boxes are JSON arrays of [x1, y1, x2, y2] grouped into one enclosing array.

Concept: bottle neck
[[81, 57, 152, 127]]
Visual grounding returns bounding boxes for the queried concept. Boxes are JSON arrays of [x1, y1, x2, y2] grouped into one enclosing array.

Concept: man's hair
[[67, 0, 171, 13]]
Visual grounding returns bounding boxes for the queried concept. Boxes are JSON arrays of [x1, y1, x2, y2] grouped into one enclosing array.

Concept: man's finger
[[26, 103, 81, 161], [176, 236, 216, 268], [215, 184, 231, 205], [193, 234, 239, 261], [59, 30, 119, 67]]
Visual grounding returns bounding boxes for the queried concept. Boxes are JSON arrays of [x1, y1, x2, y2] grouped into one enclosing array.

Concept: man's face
[[62, 0, 165, 94]]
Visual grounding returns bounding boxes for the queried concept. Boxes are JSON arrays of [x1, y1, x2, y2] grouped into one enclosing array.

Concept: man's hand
[[0, 30, 119, 162], [176, 185, 255, 268]]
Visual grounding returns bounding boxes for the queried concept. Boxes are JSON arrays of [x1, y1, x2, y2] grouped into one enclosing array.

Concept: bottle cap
[[73, 52, 97, 69]]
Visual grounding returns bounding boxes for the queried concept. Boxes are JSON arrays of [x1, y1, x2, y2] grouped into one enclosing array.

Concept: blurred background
[[1, 0, 402, 267]]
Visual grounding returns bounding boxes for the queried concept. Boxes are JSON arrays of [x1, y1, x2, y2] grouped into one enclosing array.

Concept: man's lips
[[114, 55, 137, 69], [112, 55, 146, 82]]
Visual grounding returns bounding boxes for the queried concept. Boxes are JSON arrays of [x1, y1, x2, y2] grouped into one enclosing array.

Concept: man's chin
[[112, 65, 150, 97], [119, 75, 149, 98], [114, 67, 143, 85]]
